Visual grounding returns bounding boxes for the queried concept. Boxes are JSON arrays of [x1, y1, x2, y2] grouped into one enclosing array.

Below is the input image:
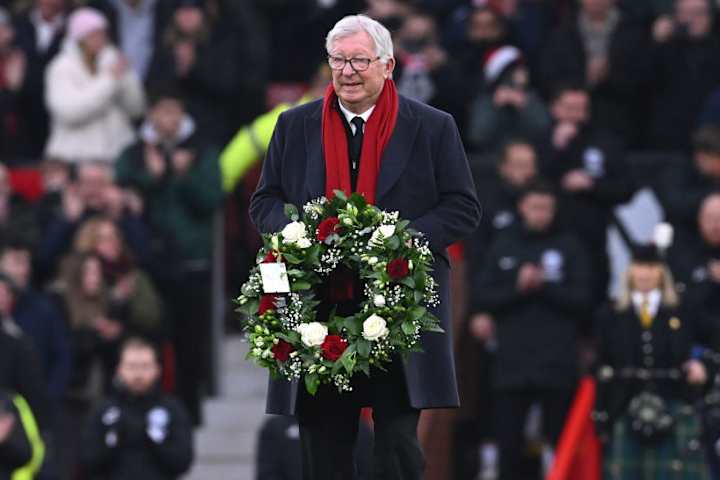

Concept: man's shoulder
[[280, 99, 323, 122], [398, 95, 452, 124]]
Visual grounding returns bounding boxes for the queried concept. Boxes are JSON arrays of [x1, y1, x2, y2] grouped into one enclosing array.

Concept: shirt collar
[[337, 100, 375, 126], [632, 289, 662, 317]]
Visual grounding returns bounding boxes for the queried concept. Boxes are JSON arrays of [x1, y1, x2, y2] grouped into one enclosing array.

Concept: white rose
[[296, 237, 312, 249], [373, 294, 386, 307], [362, 314, 389, 341], [296, 322, 328, 347], [368, 257, 378, 265], [281, 221, 308, 244]]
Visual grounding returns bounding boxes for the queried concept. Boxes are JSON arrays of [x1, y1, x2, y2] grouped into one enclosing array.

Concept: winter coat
[[472, 225, 591, 390], [44, 42, 145, 164], [80, 386, 193, 480]]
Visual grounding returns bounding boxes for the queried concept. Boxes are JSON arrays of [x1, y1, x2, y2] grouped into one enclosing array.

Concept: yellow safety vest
[[11, 395, 44, 480]]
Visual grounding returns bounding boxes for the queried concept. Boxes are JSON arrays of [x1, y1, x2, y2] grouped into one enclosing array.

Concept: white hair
[[326, 15, 394, 63]]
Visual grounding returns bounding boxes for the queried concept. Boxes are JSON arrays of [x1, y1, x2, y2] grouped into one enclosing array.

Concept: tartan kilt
[[604, 402, 709, 480]]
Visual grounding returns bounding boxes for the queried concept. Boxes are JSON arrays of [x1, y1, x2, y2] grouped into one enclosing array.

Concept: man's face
[[0, 249, 31, 291], [676, 0, 712, 38], [80, 29, 108, 58], [519, 193, 556, 231], [36, 0, 64, 19], [468, 9, 504, 44], [551, 91, 590, 125], [77, 164, 112, 210], [329, 30, 395, 114], [150, 99, 184, 140], [581, 0, 614, 17], [174, 7, 204, 35], [117, 346, 160, 396], [629, 263, 664, 293], [699, 196, 720, 246], [397, 15, 435, 53], [500, 144, 537, 188], [695, 152, 720, 180]]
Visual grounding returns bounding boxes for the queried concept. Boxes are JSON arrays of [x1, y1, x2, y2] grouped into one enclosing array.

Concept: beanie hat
[[67, 7, 108, 42], [484, 45, 522, 85]]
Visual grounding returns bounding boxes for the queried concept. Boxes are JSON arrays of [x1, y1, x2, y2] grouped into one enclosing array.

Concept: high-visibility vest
[[11, 395, 44, 480]]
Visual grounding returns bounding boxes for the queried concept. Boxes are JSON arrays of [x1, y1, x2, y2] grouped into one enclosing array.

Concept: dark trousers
[[297, 359, 424, 480], [493, 387, 574, 480]]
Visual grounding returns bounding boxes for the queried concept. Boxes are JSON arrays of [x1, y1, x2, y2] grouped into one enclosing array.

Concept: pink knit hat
[[67, 7, 108, 42]]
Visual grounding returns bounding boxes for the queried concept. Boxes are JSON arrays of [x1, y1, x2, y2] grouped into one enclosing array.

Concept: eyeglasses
[[327, 55, 380, 72]]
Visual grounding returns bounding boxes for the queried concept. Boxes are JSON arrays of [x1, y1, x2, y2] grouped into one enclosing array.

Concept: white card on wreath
[[259, 263, 291, 293]]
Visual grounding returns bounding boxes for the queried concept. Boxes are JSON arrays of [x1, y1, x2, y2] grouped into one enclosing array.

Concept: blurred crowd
[[1, 0, 720, 479]]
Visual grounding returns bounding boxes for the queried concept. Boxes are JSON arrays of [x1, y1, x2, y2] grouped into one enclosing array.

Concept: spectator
[[648, 0, 720, 151], [539, 83, 634, 309], [13, 0, 68, 162], [0, 275, 50, 431], [393, 10, 466, 128], [0, 390, 44, 480], [668, 193, 720, 348], [80, 337, 194, 480], [659, 125, 720, 245], [0, 6, 29, 165], [466, 45, 550, 153], [449, 6, 509, 75], [471, 181, 591, 480], [0, 164, 40, 247], [115, 89, 222, 425], [593, 244, 709, 478], [147, 0, 265, 144], [89, 0, 173, 80], [44, 7, 145, 164], [0, 238, 70, 407], [540, 0, 651, 145], [36, 162, 152, 283]]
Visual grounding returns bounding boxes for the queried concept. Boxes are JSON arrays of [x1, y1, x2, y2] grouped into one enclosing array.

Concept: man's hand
[[562, 169, 594, 192], [111, 274, 135, 302], [95, 317, 124, 341], [62, 184, 85, 222], [685, 359, 708, 385], [103, 185, 126, 220], [0, 414, 16, 443], [111, 55, 130, 79], [171, 149, 195, 175], [552, 122, 578, 150], [708, 260, 720, 283], [125, 190, 144, 216], [517, 263, 543, 293], [469, 313, 495, 342], [653, 15, 675, 43], [144, 145, 166, 179]]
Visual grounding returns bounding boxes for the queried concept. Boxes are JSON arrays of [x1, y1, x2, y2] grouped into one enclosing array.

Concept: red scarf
[[322, 78, 399, 204]]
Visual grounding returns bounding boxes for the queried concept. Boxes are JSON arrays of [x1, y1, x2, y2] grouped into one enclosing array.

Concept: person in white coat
[[44, 7, 145, 165]]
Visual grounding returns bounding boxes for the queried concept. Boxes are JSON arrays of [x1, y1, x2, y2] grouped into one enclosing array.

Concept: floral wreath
[[236, 191, 442, 395]]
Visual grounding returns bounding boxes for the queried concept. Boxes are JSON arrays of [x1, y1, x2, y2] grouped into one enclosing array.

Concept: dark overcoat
[[250, 95, 482, 415]]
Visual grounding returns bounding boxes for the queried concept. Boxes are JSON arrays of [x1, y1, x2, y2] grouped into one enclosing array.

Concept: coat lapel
[[376, 98, 419, 202], [304, 103, 326, 200]]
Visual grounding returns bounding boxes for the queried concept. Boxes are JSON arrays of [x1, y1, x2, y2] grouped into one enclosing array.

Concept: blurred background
[[1, 0, 720, 478]]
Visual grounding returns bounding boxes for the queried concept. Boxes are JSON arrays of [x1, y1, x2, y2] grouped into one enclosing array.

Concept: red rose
[[258, 294, 278, 315], [321, 335, 348, 361], [387, 258, 410, 280], [271, 339, 294, 362], [317, 217, 341, 242], [263, 250, 278, 263]]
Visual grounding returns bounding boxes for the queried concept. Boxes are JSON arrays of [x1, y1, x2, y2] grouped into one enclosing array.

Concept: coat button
[[642, 331, 652, 342], [644, 357, 654, 367], [643, 344, 653, 354]]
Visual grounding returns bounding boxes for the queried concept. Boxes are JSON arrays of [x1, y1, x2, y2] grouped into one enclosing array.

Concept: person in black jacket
[[81, 337, 193, 480], [593, 244, 709, 479], [471, 181, 591, 480], [539, 83, 635, 311], [660, 126, 720, 246], [0, 390, 33, 480]]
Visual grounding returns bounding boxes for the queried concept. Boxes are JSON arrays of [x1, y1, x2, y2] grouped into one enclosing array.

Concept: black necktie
[[349, 116, 364, 188]]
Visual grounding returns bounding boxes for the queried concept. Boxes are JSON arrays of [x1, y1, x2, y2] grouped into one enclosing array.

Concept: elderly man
[[250, 14, 481, 480]]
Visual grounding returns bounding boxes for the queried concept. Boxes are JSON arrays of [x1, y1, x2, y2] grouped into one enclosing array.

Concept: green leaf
[[305, 373, 320, 396], [356, 339, 371, 358], [291, 281, 311, 291], [284, 203, 299, 221], [401, 321, 416, 336], [399, 276, 416, 288], [357, 361, 370, 376], [424, 324, 445, 333], [237, 299, 259, 316], [396, 219, 410, 231], [387, 236, 400, 250], [282, 253, 302, 264], [409, 306, 427, 321], [340, 346, 356, 374], [344, 317, 361, 336], [413, 290, 424, 303], [333, 190, 348, 202]]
